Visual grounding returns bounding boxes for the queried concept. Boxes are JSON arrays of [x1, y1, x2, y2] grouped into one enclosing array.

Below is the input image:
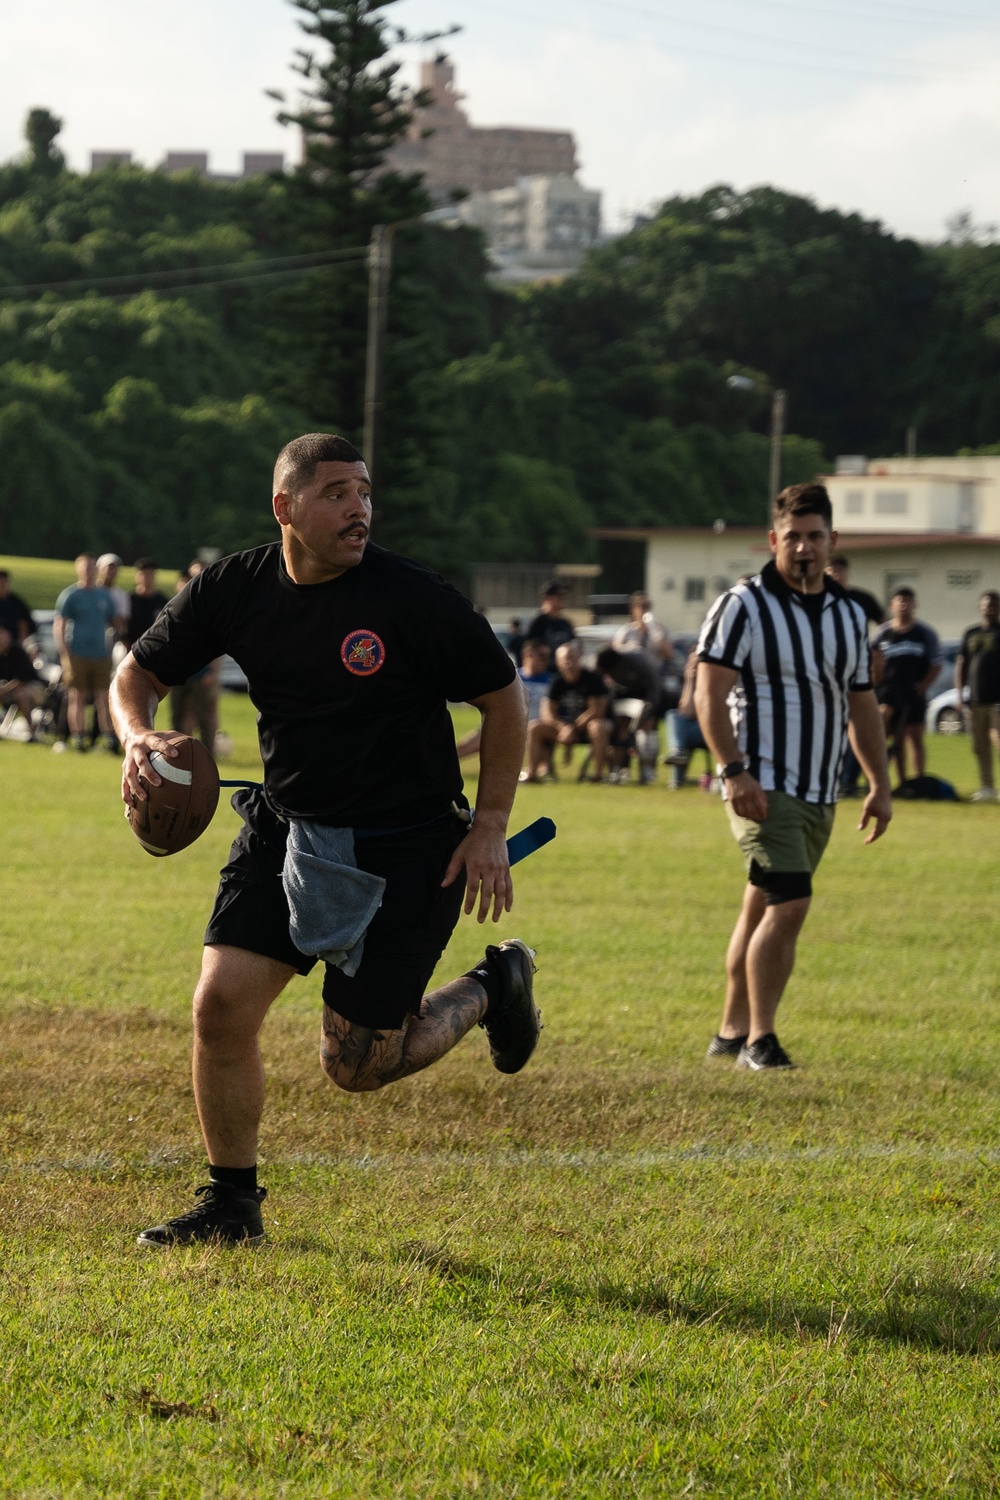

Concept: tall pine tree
[[269, 0, 433, 434]]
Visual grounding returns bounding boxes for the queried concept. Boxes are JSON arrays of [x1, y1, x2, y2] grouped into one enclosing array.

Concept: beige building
[[457, 173, 601, 269], [594, 455, 1000, 641], [387, 56, 578, 199]]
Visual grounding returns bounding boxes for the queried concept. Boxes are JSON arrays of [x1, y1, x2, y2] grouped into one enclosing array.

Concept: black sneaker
[[735, 1033, 795, 1070], [136, 1184, 267, 1248], [479, 939, 540, 1074], [706, 1033, 747, 1059]]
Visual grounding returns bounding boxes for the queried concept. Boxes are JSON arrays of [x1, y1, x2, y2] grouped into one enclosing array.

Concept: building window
[[946, 569, 981, 589], [845, 490, 864, 514], [874, 490, 908, 515], [684, 578, 705, 603]]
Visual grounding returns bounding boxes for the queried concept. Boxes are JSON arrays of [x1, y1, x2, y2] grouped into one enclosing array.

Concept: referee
[[694, 483, 892, 1070]]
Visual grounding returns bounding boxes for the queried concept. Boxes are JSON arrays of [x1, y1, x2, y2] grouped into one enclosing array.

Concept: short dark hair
[[273, 433, 365, 496], [542, 579, 566, 598], [772, 483, 833, 530], [134, 556, 156, 571], [830, 554, 849, 570], [981, 590, 1000, 603], [595, 647, 623, 674], [891, 585, 916, 601]]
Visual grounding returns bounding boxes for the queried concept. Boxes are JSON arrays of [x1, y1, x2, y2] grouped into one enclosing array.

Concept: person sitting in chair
[[522, 641, 610, 783]]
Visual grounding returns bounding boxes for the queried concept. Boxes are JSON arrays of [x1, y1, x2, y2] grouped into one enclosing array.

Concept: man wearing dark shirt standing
[[524, 581, 576, 662], [111, 433, 538, 1247], [956, 590, 1000, 801], [125, 558, 169, 649], [873, 588, 941, 784]]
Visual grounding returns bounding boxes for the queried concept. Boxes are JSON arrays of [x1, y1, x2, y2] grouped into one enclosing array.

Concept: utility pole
[[768, 388, 786, 516], [363, 222, 394, 505]]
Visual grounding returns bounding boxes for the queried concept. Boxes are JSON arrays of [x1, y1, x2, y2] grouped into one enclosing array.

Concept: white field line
[[2, 1144, 999, 1175]]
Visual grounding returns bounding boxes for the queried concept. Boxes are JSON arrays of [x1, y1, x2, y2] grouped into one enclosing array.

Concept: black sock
[[465, 952, 502, 1016], [209, 1163, 258, 1193]]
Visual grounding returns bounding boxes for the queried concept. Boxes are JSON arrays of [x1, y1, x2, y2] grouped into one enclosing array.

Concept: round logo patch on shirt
[[341, 629, 386, 677]]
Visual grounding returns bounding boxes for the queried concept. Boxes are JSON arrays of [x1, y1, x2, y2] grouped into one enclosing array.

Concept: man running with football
[[111, 433, 538, 1247]]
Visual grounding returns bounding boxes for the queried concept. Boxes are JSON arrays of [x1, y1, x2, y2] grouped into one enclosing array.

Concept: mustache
[[338, 521, 369, 539]]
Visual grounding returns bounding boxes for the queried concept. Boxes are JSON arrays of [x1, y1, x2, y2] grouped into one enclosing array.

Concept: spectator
[[0, 570, 35, 644], [0, 623, 44, 739], [826, 556, 885, 628], [873, 587, 941, 784], [612, 591, 673, 665], [595, 645, 663, 784], [956, 589, 1000, 802], [457, 640, 552, 761], [664, 645, 710, 788], [522, 640, 610, 783], [524, 581, 576, 662], [126, 558, 169, 650], [826, 556, 885, 796], [54, 553, 118, 753], [96, 553, 130, 647]]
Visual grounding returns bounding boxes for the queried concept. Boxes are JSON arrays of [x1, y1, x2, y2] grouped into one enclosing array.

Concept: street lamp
[[726, 375, 786, 521]]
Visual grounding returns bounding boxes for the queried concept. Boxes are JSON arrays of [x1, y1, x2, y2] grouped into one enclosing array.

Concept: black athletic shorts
[[204, 788, 469, 1031]]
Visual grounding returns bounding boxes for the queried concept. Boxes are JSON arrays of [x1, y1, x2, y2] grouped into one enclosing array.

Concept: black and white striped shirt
[[697, 561, 872, 805]]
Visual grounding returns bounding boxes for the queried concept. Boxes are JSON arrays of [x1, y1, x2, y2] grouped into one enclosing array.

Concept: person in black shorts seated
[[521, 639, 610, 783], [872, 586, 941, 784], [112, 433, 538, 1248]]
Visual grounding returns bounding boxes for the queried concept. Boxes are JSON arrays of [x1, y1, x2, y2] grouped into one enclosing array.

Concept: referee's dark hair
[[273, 433, 365, 497], [772, 482, 833, 529]]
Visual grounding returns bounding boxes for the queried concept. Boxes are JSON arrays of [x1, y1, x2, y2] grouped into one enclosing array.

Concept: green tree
[[24, 108, 65, 178], [267, 0, 433, 431]]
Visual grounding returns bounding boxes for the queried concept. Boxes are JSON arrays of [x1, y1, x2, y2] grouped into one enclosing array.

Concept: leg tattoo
[[320, 976, 488, 1092]]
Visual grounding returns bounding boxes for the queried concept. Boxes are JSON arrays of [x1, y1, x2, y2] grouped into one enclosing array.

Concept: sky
[[2, 0, 999, 242]]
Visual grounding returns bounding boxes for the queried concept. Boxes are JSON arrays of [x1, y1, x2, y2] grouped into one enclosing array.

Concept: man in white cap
[[96, 554, 129, 652]]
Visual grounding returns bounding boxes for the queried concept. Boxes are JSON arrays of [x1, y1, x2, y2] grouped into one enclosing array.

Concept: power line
[[725, 0, 999, 26], [456, 0, 997, 79], [0, 246, 370, 302], [569, 0, 981, 72]]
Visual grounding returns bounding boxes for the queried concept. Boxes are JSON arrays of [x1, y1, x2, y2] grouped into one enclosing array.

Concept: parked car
[[922, 639, 961, 703], [926, 686, 968, 734]]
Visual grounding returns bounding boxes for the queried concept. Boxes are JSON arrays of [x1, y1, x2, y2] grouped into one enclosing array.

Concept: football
[[126, 736, 220, 857]]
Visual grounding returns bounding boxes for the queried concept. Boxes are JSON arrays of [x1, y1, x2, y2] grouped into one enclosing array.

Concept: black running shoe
[[137, 1184, 267, 1248], [706, 1032, 748, 1059], [479, 939, 540, 1074], [735, 1033, 795, 1070]]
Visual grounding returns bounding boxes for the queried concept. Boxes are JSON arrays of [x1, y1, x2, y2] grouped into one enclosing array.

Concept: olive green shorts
[[725, 789, 834, 882]]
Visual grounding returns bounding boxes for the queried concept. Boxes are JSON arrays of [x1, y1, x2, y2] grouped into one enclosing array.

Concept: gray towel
[[282, 821, 386, 977]]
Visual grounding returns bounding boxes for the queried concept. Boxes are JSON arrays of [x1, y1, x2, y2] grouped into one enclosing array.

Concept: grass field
[[3, 698, 1000, 1497]]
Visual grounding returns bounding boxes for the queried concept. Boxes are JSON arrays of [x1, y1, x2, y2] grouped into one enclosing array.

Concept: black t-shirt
[[127, 590, 169, 649], [0, 592, 34, 640], [0, 642, 39, 684], [547, 667, 607, 725], [132, 542, 516, 826], [960, 622, 1000, 705], [525, 612, 576, 658], [848, 587, 884, 628], [873, 622, 940, 702]]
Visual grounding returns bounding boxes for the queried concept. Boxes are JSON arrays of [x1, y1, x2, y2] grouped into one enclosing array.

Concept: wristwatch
[[721, 760, 747, 780]]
